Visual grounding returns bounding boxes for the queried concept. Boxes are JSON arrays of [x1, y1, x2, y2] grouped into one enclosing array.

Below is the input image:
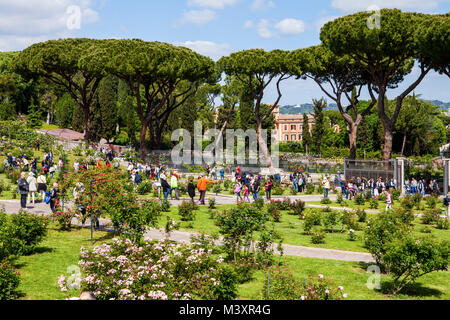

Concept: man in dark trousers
[[17, 172, 29, 209]]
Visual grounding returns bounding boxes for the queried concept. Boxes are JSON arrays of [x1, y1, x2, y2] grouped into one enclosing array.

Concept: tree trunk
[[83, 107, 91, 141], [383, 124, 394, 161], [349, 123, 358, 161], [257, 120, 271, 166], [139, 122, 148, 161], [400, 132, 407, 156]]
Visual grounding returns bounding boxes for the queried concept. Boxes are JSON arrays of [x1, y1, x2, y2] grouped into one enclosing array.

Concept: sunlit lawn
[[154, 205, 450, 253], [14, 225, 114, 300], [13, 223, 449, 301], [238, 255, 450, 300]]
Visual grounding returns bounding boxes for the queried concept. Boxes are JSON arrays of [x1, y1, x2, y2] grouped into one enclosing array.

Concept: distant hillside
[[280, 100, 450, 115], [427, 100, 450, 110], [280, 104, 338, 115]]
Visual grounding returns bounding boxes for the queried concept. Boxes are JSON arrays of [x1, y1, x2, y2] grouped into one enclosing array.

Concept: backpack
[[44, 192, 52, 204]]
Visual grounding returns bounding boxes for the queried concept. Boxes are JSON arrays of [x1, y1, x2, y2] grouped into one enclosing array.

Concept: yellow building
[[272, 106, 315, 142]]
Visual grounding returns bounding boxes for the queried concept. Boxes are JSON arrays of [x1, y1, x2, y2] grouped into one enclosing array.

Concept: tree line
[[0, 9, 448, 161]]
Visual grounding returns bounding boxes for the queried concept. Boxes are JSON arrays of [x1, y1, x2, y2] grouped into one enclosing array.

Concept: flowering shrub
[[303, 210, 322, 235], [208, 197, 217, 209], [0, 262, 21, 300], [266, 203, 281, 223], [383, 236, 449, 295], [323, 210, 339, 233], [59, 238, 238, 300], [401, 197, 415, 211], [262, 267, 348, 301], [111, 198, 162, 242], [289, 200, 306, 217], [63, 168, 162, 241], [216, 204, 276, 263], [178, 201, 198, 222], [0, 210, 48, 258], [347, 229, 357, 241], [426, 196, 438, 209], [51, 200, 75, 231], [364, 212, 411, 271], [311, 230, 326, 244], [436, 218, 449, 230], [421, 209, 440, 225]]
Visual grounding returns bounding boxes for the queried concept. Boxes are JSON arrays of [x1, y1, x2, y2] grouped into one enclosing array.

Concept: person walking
[[171, 173, 179, 200], [36, 171, 47, 202], [252, 176, 260, 202], [160, 170, 170, 201], [265, 177, 273, 202], [234, 180, 243, 204], [243, 184, 250, 203], [444, 192, 450, 219], [385, 189, 394, 213], [27, 172, 37, 205], [187, 179, 196, 203], [197, 174, 213, 205], [322, 176, 330, 199], [49, 182, 59, 213], [17, 172, 29, 209], [73, 182, 87, 225], [220, 168, 225, 181]]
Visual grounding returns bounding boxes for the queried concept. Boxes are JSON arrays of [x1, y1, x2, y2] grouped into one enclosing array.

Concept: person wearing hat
[[171, 173, 179, 200], [27, 171, 37, 205]]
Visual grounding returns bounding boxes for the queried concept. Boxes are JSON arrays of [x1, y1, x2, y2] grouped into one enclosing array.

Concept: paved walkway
[[0, 199, 375, 263]]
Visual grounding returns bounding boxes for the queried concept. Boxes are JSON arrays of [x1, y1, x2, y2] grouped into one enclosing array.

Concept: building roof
[[37, 129, 85, 141]]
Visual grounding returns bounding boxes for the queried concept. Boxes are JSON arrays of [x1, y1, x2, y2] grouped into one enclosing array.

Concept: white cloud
[[181, 9, 216, 25], [243, 20, 254, 29], [275, 18, 305, 36], [0, 0, 99, 51], [251, 0, 275, 11], [331, 0, 447, 12], [257, 19, 273, 39], [176, 40, 232, 61], [187, 0, 239, 9]]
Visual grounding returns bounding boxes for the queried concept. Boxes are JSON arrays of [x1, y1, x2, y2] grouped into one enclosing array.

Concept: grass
[[153, 205, 450, 253], [308, 199, 445, 213], [238, 255, 450, 300], [13, 225, 114, 300], [12, 223, 450, 301]]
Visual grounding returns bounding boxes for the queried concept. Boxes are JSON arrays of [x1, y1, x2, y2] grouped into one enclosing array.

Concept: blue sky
[[0, 0, 449, 105]]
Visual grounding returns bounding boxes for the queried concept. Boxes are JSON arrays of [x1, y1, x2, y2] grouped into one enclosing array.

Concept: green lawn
[[238, 255, 450, 300], [13, 224, 449, 300], [14, 225, 114, 300], [153, 205, 450, 253], [308, 199, 446, 212]]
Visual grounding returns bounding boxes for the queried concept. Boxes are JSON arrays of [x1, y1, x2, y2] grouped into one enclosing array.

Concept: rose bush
[[59, 238, 238, 300]]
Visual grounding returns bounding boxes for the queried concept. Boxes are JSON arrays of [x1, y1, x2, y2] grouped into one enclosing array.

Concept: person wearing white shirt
[[27, 172, 37, 204]]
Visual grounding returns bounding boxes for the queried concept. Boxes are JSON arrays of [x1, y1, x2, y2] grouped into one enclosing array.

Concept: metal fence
[[344, 159, 397, 181]]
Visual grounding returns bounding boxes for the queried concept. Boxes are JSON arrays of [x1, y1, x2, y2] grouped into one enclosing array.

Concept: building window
[[291, 125, 296, 131], [284, 125, 288, 131], [299, 134, 303, 141], [284, 135, 289, 141], [291, 134, 297, 141], [300, 125, 303, 131]]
